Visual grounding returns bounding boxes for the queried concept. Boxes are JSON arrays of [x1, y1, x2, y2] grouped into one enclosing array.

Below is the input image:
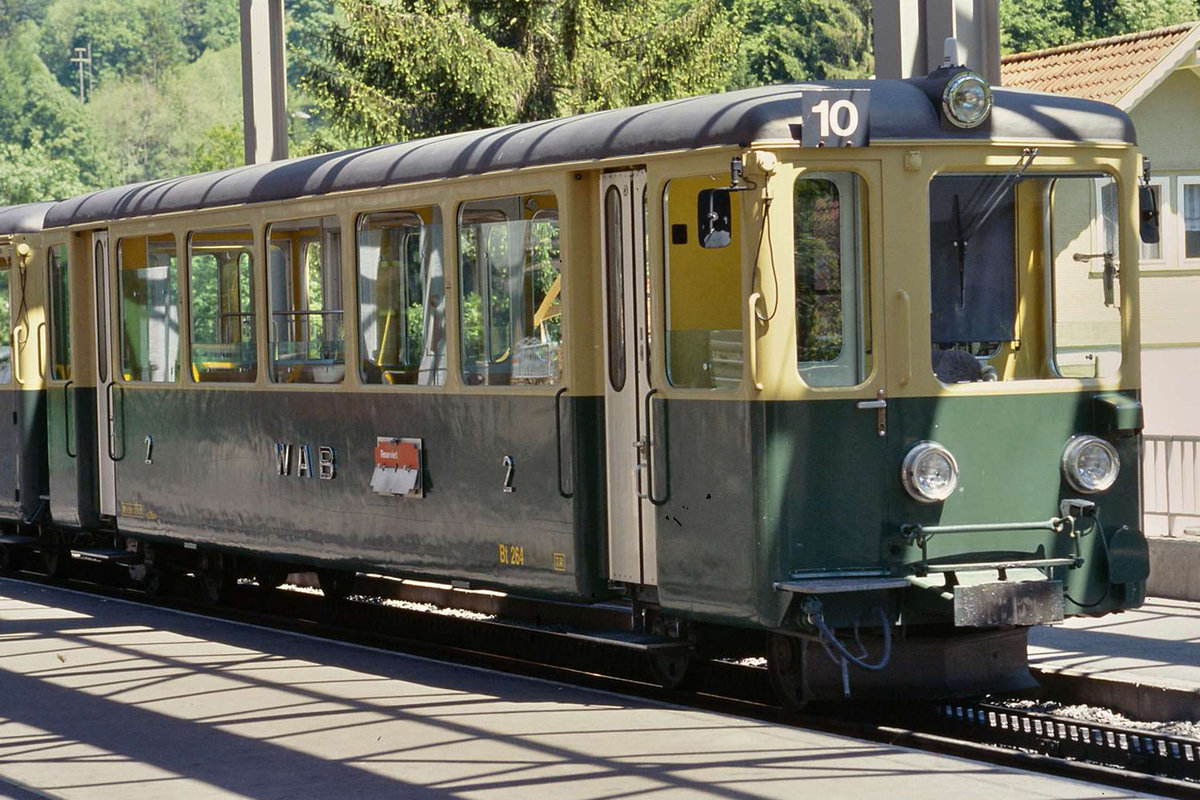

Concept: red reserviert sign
[[375, 440, 420, 471]]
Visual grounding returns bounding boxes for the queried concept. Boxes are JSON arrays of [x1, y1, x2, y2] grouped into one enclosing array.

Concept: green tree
[[1001, 0, 1197, 53], [300, 0, 740, 146], [0, 22, 110, 203], [180, 0, 240, 60], [729, 0, 873, 88]]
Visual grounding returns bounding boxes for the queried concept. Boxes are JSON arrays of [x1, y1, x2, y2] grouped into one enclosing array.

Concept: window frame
[[116, 233, 182, 385], [186, 228, 258, 384], [46, 241, 72, 383], [793, 169, 872, 390], [661, 174, 744, 391], [264, 215, 346, 385], [354, 205, 447, 388], [455, 191, 564, 389], [1135, 176, 1169, 268], [1176, 175, 1200, 266]]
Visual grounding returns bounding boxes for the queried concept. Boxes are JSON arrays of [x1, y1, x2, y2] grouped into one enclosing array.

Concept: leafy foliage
[[299, 0, 740, 145], [1000, 0, 1198, 53], [0, 22, 110, 203], [730, 0, 873, 88]]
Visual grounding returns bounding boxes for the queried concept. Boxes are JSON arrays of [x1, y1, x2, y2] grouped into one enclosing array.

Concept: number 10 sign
[[800, 89, 870, 148]]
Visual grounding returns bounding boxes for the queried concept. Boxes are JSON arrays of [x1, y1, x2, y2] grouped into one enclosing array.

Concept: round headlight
[[901, 441, 959, 503], [1061, 435, 1120, 493], [942, 71, 993, 128]]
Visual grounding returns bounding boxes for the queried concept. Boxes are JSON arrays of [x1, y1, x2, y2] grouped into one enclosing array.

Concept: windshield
[[928, 171, 1125, 383]]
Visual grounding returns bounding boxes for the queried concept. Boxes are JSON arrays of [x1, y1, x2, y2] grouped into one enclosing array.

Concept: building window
[[1179, 178, 1200, 261]]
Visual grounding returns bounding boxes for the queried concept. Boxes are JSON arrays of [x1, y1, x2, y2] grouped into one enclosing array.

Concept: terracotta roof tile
[[1001, 23, 1198, 104]]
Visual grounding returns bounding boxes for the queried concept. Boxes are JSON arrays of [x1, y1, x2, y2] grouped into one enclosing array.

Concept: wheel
[[199, 566, 236, 605], [767, 633, 810, 709], [142, 565, 170, 598], [647, 649, 706, 691], [317, 569, 355, 601], [255, 564, 291, 590], [41, 532, 70, 579], [0, 544, 23, 572]]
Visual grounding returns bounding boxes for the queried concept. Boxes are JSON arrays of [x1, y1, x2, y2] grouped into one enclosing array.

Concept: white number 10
[[812, 99, 860, 138]]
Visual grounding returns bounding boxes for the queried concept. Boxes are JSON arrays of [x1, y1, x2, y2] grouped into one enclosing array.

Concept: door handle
[[63, 381, 75, 458], [554, 387, 573, 499], [106, 383, 125, 462]]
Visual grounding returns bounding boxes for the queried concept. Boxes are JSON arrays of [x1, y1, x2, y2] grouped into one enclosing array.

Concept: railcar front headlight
[[901, 441, 959, 503], [942, 71, 993, 128], [1061, 435, 1120, 493]]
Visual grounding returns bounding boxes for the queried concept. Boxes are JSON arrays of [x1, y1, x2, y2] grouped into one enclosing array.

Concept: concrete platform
[[1030, 597, 1200, 720], [0, 578, 1156, 800]]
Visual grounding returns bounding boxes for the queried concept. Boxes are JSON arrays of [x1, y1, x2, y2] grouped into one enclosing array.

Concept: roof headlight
[[901, 441, 959, 503], [942, 71, 993, 128], [1061, 435, 1120, 493]]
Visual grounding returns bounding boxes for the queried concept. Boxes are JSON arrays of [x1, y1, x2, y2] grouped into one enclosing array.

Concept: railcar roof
[[45, 80, 1135, 229], [0, 202, 56, 234]]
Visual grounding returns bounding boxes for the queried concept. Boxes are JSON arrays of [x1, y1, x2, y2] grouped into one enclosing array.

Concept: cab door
[[93, 232, 117, 517], [783, 162, 890, 575], [600, 170, 658, 585]]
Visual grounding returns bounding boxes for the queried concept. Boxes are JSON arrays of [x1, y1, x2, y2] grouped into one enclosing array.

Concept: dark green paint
[[652, 390, 1147, 629], [105, 388, 609, 600]]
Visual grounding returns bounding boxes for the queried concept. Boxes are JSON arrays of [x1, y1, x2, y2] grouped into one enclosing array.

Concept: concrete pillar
[[874, 0, 1002, 85], [240, 0, 289, 165]]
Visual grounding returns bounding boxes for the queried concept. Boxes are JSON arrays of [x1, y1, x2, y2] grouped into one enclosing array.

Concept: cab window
[[357, 206, 445, 385], [795, 172, 871, 387], [267, 216, 344, 384], [457, 194, 562, 386], [118, 235, 180, 383], [664, 175, 742, 388], [188, 229, 256, 382], [927, 171, 1124, 382]]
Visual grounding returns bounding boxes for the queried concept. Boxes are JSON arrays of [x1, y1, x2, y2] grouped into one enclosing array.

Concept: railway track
[[4, 564, 1197, 799]]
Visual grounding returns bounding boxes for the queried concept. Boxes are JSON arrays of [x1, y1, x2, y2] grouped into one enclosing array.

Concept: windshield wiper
[[953, 147, 1039, 306]]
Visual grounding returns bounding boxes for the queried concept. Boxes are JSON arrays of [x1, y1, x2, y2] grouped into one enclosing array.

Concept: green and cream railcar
[[29, 67, 1149, 699], [0, 204, 55, 569]]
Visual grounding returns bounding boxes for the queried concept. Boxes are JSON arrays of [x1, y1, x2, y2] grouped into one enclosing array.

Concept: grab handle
[[63, 380, 76, 458], [36, 321, 45, 379], [554, 387, 573, 499], [106, 383, 125, 462], [896, 290, 911, 386], [748, 292, 763, 391], [644, 388, 668, 506], [13, 326, 26, 386]]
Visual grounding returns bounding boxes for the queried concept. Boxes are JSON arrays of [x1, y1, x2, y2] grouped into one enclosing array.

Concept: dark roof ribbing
[[45, 81, 1135, 229], [0, 202, 56, 234]]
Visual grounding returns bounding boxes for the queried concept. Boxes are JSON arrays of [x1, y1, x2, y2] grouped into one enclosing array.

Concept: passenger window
[[118, 235, 180, 383], [188, 229, 256, 383], [664, 175, 742, 389], [0, 251, 9, 384], [48, 244, 70, 380], [458, 194, 562, 386], [357, 206, 445, 385], [1051, 175, 1123, 378], [267, 216, 344, 384], [795, 172, 871, 387]]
